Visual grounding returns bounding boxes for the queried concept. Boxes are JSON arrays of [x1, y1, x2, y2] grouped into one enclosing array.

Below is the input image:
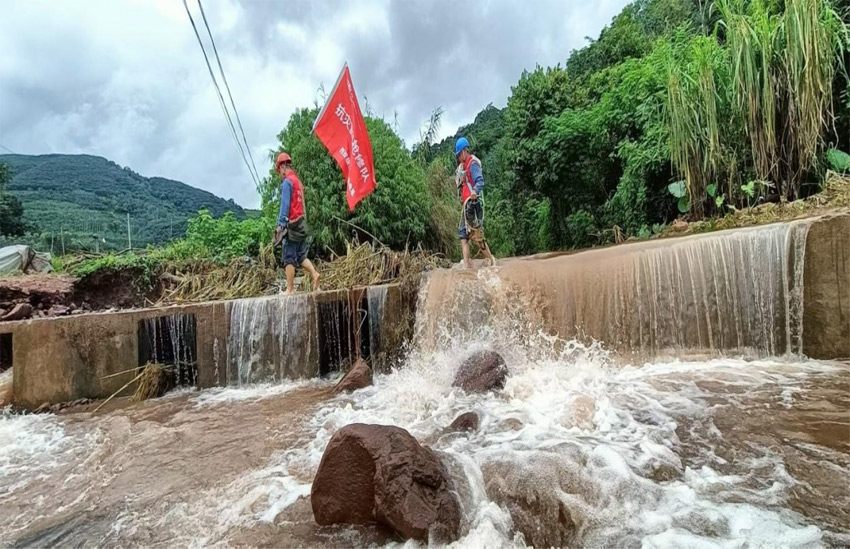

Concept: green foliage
[[668, 180, 691, 212], [827, 148, 850, 172], [69, 250, 162, 280], [0, 153, 245, 251], [66, 207, 268, 281], [668, 180, 687, 198], [163, 210, 271, 263], [262, 108, 433, 258], [715, 0, 847, 199], [0, 162, 28, 237], [422, 162, 461, 260], [664, 32, 735, 218]]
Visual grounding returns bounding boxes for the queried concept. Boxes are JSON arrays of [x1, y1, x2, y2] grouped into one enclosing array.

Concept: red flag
[[312, 64, 376, 211]]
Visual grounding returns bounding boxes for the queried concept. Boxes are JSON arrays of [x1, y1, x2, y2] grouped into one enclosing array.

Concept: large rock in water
[[452, 350, 507, 393], [482, 453, 581, 547], [333, 358, 372, 394], [311, 423, 461, 542]]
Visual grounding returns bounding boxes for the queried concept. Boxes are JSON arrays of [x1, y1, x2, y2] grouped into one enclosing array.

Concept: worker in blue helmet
[[455, 136, 495, 269]]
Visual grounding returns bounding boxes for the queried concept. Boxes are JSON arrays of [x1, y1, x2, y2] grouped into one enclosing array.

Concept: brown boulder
[[0, 303, 32, 322], [311, 423, 460, 542], [446, 412, 479, 433], [452, 350, 507, 393], [333, 358, 372, 394]]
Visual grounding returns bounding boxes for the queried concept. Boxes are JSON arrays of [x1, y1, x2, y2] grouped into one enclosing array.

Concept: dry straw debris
[[156, 242, 448, 305]]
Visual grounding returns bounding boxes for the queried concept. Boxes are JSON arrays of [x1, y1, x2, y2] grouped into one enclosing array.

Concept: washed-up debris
[[93, 363, 172, 413]]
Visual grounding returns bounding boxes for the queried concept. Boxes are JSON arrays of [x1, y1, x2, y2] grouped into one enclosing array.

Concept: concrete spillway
[[0, 285, 413, 409], [1, 214, 848, 409], [415, 214, 850, 362]]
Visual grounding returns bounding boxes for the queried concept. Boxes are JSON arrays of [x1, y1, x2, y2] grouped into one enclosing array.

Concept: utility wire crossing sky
[[0, 0, 629, 208]]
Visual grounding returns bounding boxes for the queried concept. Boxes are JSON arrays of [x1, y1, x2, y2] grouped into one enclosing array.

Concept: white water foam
[[229, 336, 844, 547], [2, 339, 844, 547], [190, 377, 330, 407]]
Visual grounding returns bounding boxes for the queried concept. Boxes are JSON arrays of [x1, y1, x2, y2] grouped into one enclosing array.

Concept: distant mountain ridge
[[0, 153, 245, 250]]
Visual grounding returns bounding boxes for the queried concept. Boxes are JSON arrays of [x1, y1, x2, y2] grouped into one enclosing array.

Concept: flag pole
[[312, 62, 348, 134]]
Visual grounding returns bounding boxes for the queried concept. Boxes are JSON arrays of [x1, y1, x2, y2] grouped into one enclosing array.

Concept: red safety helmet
[[276, 152, 292, 168]]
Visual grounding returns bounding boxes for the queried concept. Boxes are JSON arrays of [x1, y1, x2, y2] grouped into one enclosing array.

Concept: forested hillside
[[0, 154, 244, 251], [415, 0, 850, 256]]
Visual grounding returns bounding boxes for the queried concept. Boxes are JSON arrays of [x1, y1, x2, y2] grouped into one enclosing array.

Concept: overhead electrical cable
[[182, 0, 260, 189], [196, 0, 262, 188]]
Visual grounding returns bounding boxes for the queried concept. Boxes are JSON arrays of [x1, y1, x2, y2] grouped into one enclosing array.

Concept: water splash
[[226, 294, 317, 384]]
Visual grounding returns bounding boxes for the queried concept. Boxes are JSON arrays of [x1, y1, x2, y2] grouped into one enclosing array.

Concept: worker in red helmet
[[276, 152, 320, 294]]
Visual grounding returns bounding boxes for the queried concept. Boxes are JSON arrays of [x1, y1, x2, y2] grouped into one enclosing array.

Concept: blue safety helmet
[[454, 136, 470, 157]]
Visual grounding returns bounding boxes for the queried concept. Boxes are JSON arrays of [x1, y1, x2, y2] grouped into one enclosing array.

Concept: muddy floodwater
[[1, 338, 848, 548]]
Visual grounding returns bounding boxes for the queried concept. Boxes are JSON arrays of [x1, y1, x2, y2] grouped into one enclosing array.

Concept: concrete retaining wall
[[1, 284, 408, 409], [803, 215, 850, 359], [3, 214, 848, 409]]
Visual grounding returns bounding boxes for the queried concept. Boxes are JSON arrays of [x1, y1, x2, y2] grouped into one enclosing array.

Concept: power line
[[0, 144, 15, 154], [196, 0, 262, 189], [182, 0, 260, 189]]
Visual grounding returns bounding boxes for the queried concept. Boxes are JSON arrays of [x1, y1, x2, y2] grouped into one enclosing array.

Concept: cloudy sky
[[1, 0, 628, 208]]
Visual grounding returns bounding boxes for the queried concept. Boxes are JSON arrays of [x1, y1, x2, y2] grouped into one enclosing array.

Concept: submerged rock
[[333, 358, 372, 394], [482, 455, 581, 547], [446, 411, 479, 433], [452, 350, 507, 393], [311, 423, 460, 542], [0, 380, 12, 408]]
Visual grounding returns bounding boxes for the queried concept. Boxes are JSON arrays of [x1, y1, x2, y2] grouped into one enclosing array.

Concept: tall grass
[[667, 0, 846, 215], [717, 0, 846, 198], [717, 0, 780, 183], [666, 35, 730, 217], [781, 0, 846, 196]]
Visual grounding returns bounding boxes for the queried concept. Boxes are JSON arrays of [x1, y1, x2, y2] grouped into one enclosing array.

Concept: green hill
[[0, 154, 245, 251]]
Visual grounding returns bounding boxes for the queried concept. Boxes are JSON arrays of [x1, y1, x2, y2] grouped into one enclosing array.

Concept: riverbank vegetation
[[41, 0, 850, 300]]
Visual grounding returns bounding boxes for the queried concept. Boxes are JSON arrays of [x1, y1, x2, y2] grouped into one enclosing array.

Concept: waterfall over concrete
[[226, 295, 318, 385], [367, 285, 388, 365], [138, 313, 197, 386], [417, 219, 813, 359]]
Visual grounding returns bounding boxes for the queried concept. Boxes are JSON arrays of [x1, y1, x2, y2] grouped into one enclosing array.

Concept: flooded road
[[1, 339, 847, 547]]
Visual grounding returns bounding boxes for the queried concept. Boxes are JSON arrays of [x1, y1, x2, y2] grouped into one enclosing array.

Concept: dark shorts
[[459, 200, 485, 240], [281, 239, 308, 267]]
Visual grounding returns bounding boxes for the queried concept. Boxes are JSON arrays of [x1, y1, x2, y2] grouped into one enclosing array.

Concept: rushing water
[[0, 333, 847, 547], [1, 222, 848, 547], [416, 220, 813, 360], [227, 294, 318, 384]]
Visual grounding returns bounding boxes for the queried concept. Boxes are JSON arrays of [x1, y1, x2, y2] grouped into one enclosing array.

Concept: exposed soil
[[72, 267, 158, 310], [0, 274, 77, 321], [0, 268, 159, 324]]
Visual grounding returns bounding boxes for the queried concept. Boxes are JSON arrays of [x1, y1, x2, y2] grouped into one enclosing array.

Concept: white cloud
[[0, 0, 629, 208]]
